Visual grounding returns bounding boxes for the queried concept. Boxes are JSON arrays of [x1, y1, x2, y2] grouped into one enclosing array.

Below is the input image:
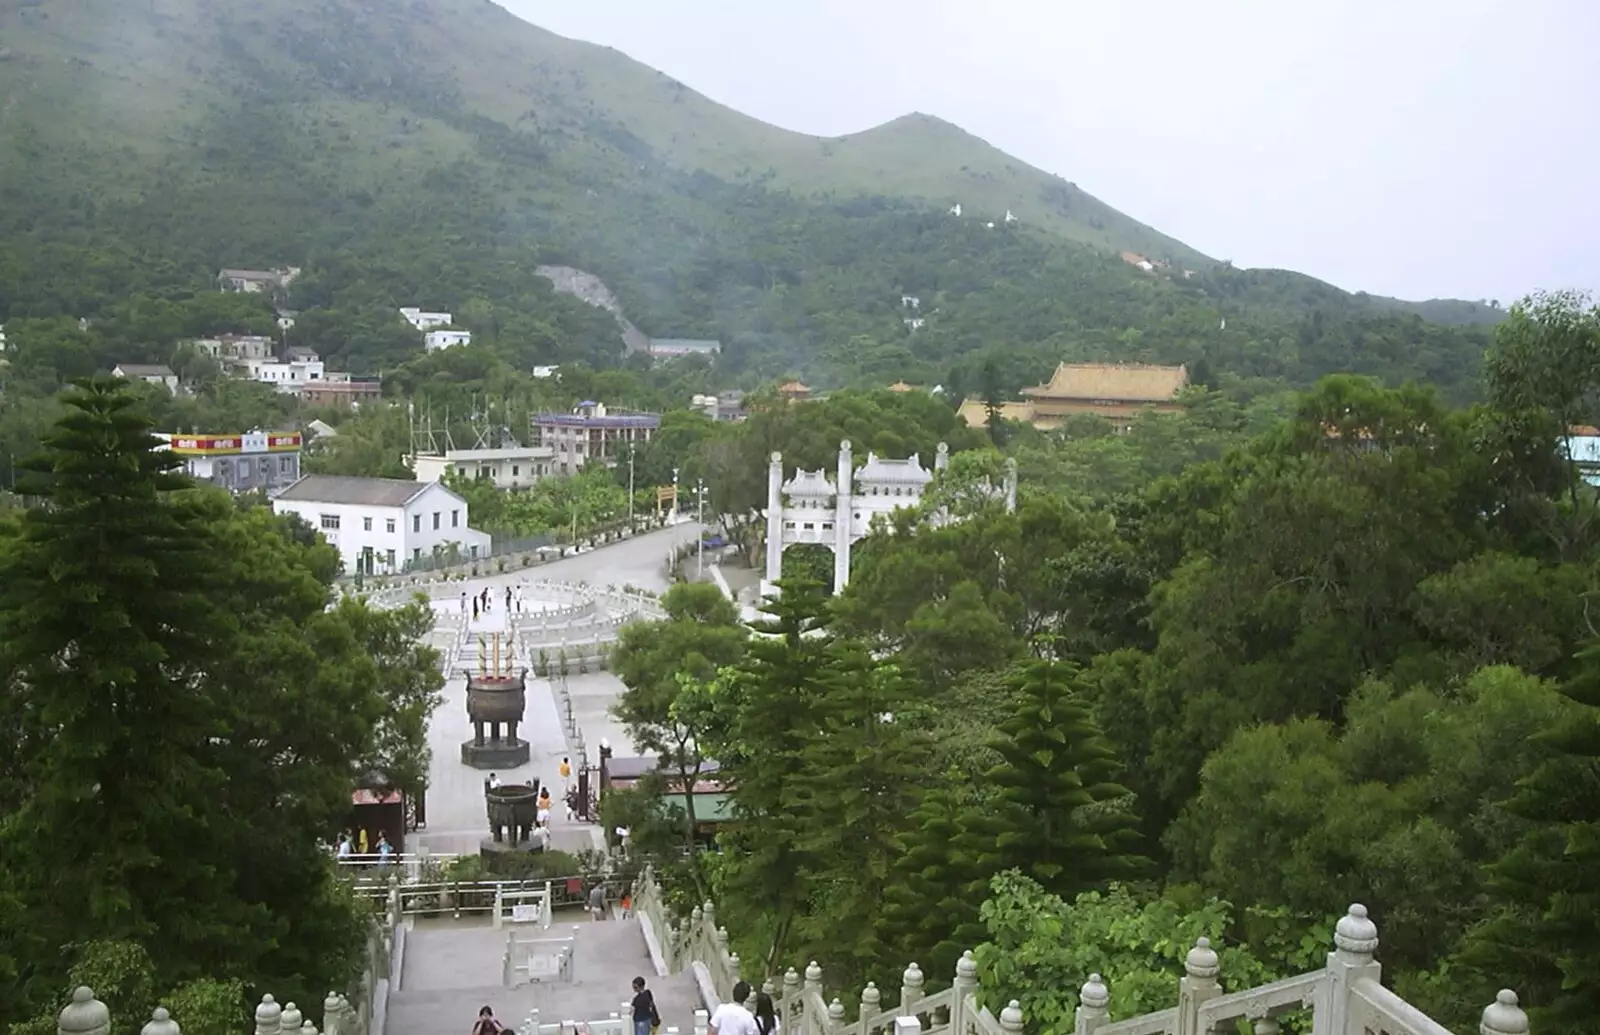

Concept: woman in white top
[[753, 992, 779, 1035]]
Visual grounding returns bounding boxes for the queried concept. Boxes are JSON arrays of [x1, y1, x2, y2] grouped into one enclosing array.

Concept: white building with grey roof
[[272, 474, 491, 576]]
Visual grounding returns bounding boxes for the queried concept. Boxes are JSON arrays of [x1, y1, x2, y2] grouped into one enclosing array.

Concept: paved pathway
[[388, 911, 700, 1035], [411, 523, 697, 855], [387, 526, 707, 1033]]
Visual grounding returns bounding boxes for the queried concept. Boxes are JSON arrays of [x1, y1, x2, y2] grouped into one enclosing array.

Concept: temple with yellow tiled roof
[[957, 361, 1189, 432]]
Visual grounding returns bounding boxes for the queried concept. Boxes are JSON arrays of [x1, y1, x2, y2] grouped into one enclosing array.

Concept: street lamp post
[[670, 466, 681, 570], [627, 447, 635, 532], [695, 478, 707, 580]]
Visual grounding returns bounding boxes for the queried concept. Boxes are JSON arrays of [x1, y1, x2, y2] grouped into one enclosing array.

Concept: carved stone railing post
[[999, 1002, 1024, 1035], [860, 982, 882, 1035], [783, 966, 803, 1023], [1176, 937, 1220, 1035], [280, 1002, 304, 1035], [255, 995, 283, 1035], [323, 994, 343, 1035], [58, 988, 110, 1035], [694, 1009, 710, 1035], [142, 1009, 180, 1035], [1480, 990, 1529, 1035], [1074, 974, 1109, 1035], [899, 963, 925, 1017], [951, 951, 978, 1035], [828, 1000, 846, 1032], [1318, 904, 1382, 1035], [804, 962, 825, 1035]]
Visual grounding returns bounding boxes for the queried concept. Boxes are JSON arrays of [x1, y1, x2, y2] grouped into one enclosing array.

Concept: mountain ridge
[[0, 0, 1501, 394]]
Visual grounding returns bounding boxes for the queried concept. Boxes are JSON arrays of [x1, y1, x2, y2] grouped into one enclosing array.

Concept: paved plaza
[[385, 524, 703, 1032]]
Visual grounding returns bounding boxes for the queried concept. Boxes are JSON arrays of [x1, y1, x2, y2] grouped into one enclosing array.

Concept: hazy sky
[[500, 0, 1598, 304]]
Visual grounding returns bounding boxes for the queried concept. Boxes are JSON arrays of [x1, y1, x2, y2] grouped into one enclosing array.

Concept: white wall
[[273, 482, 491, 573], [425, 329, 473, 351]]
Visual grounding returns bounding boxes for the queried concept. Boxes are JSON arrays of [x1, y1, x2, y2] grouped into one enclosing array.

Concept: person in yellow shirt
[[558, 756, 572, 790]]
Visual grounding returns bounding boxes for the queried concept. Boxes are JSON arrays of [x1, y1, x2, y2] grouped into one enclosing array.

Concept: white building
[[238, 356, 325, 393], [272, 474, 491, 576], [112, 363, 180, 391], [400, 308, 454, 332], [425, 329, 473, 351], [409, 446, 555, 490], [762, 440, 1016, 597]]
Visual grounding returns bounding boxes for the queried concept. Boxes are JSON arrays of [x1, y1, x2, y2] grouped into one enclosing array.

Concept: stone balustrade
[[632, 869, 1532, 1035], [54, 986, 365, 1035], [51, 897, 401, 1035]]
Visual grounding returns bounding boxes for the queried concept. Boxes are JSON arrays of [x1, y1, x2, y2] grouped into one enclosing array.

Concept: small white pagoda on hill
[[761, 440, 1017, 597]]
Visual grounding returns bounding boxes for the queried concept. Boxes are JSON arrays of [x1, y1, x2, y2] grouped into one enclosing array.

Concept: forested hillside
[[0, 0, 1498, 402]]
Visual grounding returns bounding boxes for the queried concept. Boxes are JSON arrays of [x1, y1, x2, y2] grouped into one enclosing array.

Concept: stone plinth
[[460, 671, 531, 769], [481, 781, 545, 868]]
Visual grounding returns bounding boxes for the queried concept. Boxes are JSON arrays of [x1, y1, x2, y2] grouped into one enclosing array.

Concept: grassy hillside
[[0, 0, 1499, 396]]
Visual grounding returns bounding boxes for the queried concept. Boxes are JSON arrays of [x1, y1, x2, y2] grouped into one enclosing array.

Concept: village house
[[958, 362, 1190, 432], [154, 430, 303, 496], [424, 328, 473, 351], [112, 363, 180, 391], [399, 307, 454, 332], [530, 401, 659, 476], [217, 267, 299, 296], [409, 445, 556, 490], [648, 338, 721, 361], [271, 474, 490, 576], [299, 376, 384, 410]]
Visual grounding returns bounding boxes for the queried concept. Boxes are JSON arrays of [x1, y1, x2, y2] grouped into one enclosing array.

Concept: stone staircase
[[386, 914, 700, 1035]]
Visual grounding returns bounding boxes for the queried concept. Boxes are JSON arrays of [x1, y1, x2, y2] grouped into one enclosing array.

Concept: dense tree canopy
[[0, 380, 441, 1030]]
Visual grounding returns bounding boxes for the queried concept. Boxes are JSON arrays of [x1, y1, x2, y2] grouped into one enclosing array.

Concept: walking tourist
[[631, 977, 662, 1035], [536, 787, 552, 827], [564, 785, 579, 822], [376, 832, 393, 866], [473, 1006, 504, 1035], [559, 756, 572, 790], [357, 828, 370, 856], [460, 590, 468, 614], [505, 586, 513, 613], [336, 831, 353, 862], [472, 596, 480, 621], [588, 882, 607, 922], [488, 772, 500, 789], [514, 585, 524, 612], [754, 992, 779, 1035], [710, 982, 757, 1035]]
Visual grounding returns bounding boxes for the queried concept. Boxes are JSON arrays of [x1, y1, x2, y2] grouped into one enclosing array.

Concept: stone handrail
[[635, 868, 1533, 1035], [53, 909, 399, 1035], [1077, 905, 1529, 1035], [631, 868, 1018, 1035]]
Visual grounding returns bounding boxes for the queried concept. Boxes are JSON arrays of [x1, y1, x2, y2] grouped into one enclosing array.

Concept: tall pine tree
[[881, 773, 992, 983], [965, 660, 1145, 895], [788, 643, 929, 984], [714, 575, 835, 972], [1465, 642, 1600, 1034], [0, 379, 251, 1008]]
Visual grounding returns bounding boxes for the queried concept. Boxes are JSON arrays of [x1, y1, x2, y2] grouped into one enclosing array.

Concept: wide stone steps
[[386, 917, 699, 1035]]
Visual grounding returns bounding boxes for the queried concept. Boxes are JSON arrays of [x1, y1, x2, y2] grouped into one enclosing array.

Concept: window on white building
[[320, 514, 340, 530], [386, 549, 396, 568], [452, 510, 459, 528], [363, 517, 372, 531], [387, 518, 396, 533], [413, 515, 421, 533], [432, 512, 440, 530]]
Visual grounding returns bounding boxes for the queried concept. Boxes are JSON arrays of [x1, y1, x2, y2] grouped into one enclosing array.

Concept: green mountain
[[0, 0, 1500, 395]]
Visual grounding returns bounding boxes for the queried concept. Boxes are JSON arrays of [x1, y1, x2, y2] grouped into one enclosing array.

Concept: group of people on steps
[[471, 976, 778, 1035]]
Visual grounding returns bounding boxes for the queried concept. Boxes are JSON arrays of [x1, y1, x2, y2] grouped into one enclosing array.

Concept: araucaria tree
[[1466, 642, 1600, 1034], [967, 660, 1145, 894], [0, 379, 439, 1027]]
